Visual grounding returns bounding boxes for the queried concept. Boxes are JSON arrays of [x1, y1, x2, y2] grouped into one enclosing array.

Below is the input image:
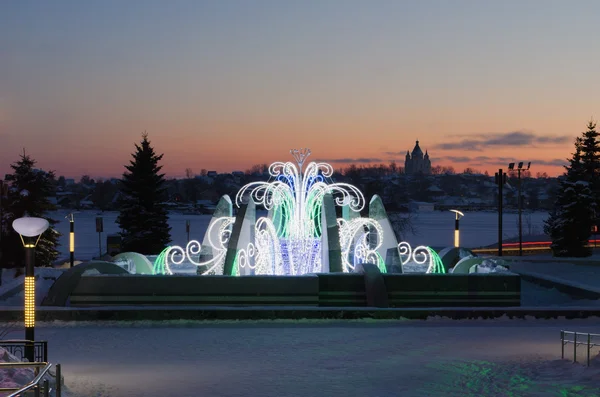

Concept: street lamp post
[[449, 210, 465, 248], [508, 162, 531, 256], [12, 217, 49, 362]]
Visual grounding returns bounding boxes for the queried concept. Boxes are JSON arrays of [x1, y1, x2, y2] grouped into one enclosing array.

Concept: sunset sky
[[2, 0, 600, 179]]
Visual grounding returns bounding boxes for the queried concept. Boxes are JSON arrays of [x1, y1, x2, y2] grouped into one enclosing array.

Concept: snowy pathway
[[36, 319, 600, 397], [509, 261, 600, 293]]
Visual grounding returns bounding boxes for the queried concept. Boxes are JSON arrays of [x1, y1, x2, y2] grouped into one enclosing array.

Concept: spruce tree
[[580, 120, 600, 207], [0, 152, 60, 267], [117, 133, 171, 254], [544, 137, 595, 257]]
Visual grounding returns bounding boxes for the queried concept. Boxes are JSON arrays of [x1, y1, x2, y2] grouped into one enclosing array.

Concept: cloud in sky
[[431, 155, 567, 168], [315, 157, 383, 164], [433, 131, 571, 151], [529, 159, 568, 167]]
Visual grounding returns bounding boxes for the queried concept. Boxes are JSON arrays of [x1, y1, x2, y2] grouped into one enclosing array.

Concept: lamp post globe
[[12, 217, 50, 238]]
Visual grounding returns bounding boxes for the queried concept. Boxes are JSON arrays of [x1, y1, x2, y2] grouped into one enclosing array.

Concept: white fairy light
[[338, 217, 385, 273], [397, 241, 438, 273], [232, 150, 367, 275], [164, 150, 391, 276], [164, 216, 235, 275]]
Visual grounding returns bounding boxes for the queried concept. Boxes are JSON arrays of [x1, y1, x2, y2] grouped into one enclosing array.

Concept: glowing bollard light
[[449, 210, 464, 248], [67, 213, 75, 268], [12, 217, 49, 362]]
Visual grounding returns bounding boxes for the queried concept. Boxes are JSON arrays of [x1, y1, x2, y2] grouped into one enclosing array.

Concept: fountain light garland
[[396, 242, 445, 274], [235, 161, 365, 240], [231, 149, 368, 275], [338, 218, 386, 273], [426, 247, 446, 274], [155, 149, 410, 276], [153, 247, 170, 275], [160, 216, 235, 275], [236, 217, 288, 275]]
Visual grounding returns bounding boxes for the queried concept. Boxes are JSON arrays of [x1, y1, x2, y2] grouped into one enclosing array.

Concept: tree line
[[0, 134, 171, 267]]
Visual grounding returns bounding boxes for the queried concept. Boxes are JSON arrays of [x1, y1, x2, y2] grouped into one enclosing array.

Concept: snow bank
[[0, 268, 65, 306], [458, 247, 474, 259], [0, 345, 65, 397], [29, 314, 600, 329], [0, 347, 35, 392], [469, 258, 510, 273], [421, 353, 600, 396]]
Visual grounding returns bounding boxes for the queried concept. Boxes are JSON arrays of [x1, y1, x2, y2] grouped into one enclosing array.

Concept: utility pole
[[495, 169, 507, 256]]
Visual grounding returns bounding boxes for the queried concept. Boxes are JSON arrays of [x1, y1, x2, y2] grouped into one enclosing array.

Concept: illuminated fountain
[[155, 149, 444, 276]]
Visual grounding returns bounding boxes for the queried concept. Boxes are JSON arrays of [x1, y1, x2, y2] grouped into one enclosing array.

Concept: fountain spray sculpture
[[156, 149, 444, 276]]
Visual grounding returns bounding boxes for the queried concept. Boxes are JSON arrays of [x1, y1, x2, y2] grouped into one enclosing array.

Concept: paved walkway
[[38, 319, 600, 397], [508, 260, 600, 293]]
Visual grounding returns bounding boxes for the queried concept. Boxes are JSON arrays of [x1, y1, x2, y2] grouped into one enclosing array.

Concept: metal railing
[[561, 330, 600, 366], [0, 362, 62, 397], [0, 341, 47, 363]]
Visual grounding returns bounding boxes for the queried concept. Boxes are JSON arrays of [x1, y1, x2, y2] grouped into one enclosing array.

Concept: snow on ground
[[51, 210, 211, 260], [34, 318, 600, 397], [521, 281, 600, 307], [0, 347, 36, 394], [48, 210, 550, 260], [509, 261, 600, 293], [0, 268, 64, 306]]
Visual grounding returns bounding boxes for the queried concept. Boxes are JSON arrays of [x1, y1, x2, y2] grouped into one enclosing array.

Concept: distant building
[[404, 140, 432, 175]]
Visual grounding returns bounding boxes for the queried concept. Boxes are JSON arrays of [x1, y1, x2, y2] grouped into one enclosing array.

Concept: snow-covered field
[[33, 319, 600, 397], [48, 210, 549, 260]]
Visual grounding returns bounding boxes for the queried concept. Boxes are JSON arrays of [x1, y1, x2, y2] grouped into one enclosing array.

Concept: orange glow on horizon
[[1, 156, 565, 180], [0, 118, 577, 179]]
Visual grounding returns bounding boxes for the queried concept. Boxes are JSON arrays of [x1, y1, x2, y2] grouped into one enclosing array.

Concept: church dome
[[411, 140, 423, 156]]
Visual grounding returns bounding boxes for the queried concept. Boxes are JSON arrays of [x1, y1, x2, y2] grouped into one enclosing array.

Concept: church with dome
[[404, 140, 432, 175]]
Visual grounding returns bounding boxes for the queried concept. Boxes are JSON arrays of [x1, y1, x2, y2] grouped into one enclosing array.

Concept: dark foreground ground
[[36, 318, 600, 397]]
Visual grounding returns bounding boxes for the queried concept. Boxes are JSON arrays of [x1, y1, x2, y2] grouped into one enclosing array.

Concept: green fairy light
[[426, 247, 445, 274], [153, 247, 170, 275]]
